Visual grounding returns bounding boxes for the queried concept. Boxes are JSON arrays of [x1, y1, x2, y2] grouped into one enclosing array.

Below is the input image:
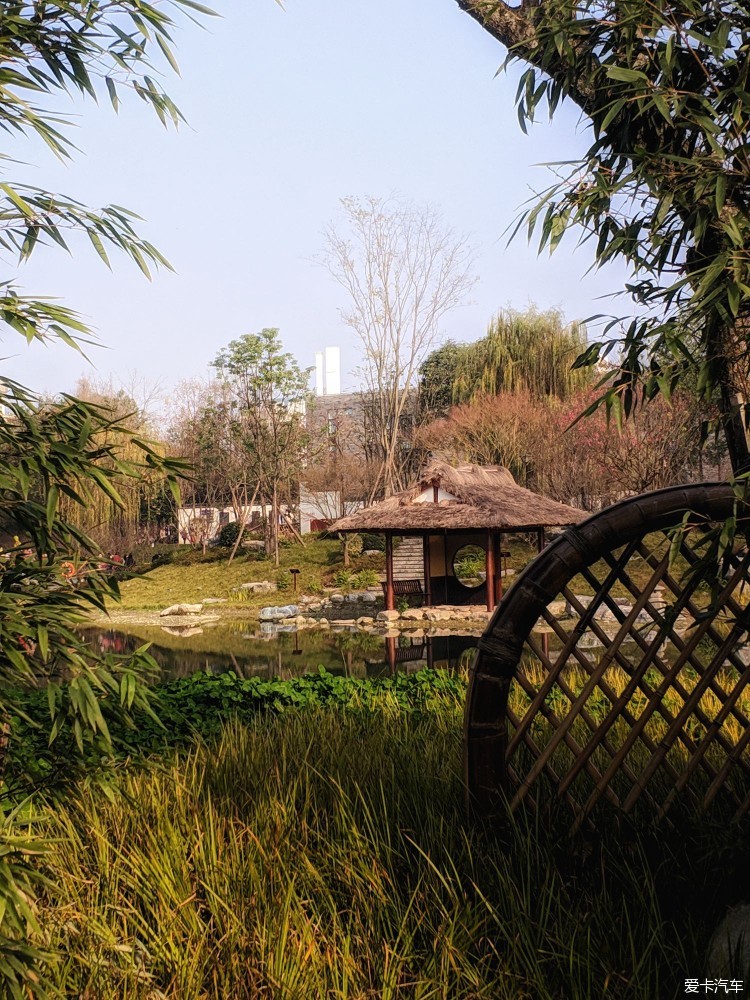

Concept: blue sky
[[4, 0, 631, 398]]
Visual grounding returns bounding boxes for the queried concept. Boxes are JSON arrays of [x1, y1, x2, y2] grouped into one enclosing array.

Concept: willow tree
[[56, 379, 171, 551], [455, 0, 750, 472], [419, 307, 590, 417]]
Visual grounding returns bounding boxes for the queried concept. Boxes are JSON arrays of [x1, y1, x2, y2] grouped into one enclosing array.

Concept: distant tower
[[314, 346, 341, 396]]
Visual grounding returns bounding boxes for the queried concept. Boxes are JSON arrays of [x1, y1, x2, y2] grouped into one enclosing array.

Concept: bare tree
[[320, 196, 476, 497]]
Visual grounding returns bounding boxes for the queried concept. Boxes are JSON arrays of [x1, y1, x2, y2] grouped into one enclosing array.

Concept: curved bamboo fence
[[464, 483, 750, 828]]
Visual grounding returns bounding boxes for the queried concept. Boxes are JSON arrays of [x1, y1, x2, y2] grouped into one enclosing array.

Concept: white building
[[177, 504, 263, 545], [298, 488, 363, 534]]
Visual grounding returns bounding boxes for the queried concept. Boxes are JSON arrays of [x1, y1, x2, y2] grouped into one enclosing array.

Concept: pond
[[82, 625, 482, 680]]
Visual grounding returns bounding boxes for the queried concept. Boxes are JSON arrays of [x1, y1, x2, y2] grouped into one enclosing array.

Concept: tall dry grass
[[32, 693, 747, 999]]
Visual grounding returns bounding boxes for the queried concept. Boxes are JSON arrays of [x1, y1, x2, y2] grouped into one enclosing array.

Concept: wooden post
[[495, 531, 503, 604], [485, 528, 496, 611], [537, 528, 546, 553], [443, 532, 449, 604], [423, 534, 432, 607], [385, 635, 397, 675], [385, 532, 395, 611]]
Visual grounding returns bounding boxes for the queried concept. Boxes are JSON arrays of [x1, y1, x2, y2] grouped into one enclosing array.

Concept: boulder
[[356, 616, 375, 626], [424, 608, 452, 622], [259, 604, 300, 622], [240, 581, 277, 594], [318, 618, 330, 627], [330, 593, 345, 604], [360, 592, 378, 604], [707, 904, 750, 981], [202, 597, 228, 605], [309, 603, 323, 613], [377, 610, 401, 622], [402, 608, 425, 621], [161, 625, 203, 636], [160, 603, 203, 617]]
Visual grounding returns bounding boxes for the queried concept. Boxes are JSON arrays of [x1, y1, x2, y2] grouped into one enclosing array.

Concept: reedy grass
[[32, 695, 746, 999]]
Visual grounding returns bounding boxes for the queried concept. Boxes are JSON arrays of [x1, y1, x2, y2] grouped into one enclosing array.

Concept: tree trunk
[[717, 319, 750, 476], [272, 483, 279, 567], [229, 483, 260, 565]]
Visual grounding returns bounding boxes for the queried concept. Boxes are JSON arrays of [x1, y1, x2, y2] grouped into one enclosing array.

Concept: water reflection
[[83, 626, 480, 680]]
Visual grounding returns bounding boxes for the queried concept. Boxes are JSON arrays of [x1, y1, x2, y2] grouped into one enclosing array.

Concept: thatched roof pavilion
[[333, 461, 587, 612]]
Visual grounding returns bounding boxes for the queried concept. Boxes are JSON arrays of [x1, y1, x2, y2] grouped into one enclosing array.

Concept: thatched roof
[[333, 461, 588, 534]]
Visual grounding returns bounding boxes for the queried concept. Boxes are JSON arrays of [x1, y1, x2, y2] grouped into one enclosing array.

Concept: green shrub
[[352, 568, 380, 589], [150, 550, 176, 568], [455, 555, 483, 580], [217, 521, 241, 548], [346, 533, 363, 558], [334, 569, 352, 590], [275, 569, 291, 591], [361, 533, 385, 552]]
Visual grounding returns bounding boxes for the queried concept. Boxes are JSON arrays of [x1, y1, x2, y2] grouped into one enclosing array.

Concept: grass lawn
[[111, 537, 367, 612], [103, 531, 696, 624]]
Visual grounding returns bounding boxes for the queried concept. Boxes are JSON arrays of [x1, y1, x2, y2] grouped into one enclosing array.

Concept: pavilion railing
[[464, 483, 750, 829]]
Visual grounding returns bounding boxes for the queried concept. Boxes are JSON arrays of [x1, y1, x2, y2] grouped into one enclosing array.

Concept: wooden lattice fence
[[464, 483, 750, 829]]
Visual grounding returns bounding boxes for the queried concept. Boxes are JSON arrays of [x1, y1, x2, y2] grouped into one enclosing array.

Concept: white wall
[[177, 504, 263, 544]]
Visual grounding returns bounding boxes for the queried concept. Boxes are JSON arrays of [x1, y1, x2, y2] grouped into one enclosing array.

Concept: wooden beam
[[385, 532, 395, 611], [486, 528, 496, 612], [423, 534, 432, 607], [537, 528, 546, 553]]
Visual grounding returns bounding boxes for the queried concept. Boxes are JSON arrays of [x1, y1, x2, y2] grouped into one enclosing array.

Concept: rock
[[377, 610, 401, 622], [239, 580, 277, 594], [259, 604, 300, 621], [346, 592, 362, 603], [707, 904, 750, 980], [360, 592, 378, 603], [160, 603, 203, 617], [161, 625, 204, 636], [384, 629, 400, 638], [336, 618, 357, 626], [202, 597, 228, 605], [318, 618, 330, 627], [404, 628, 425, 639], [401, 608, 425, 621], [244, 540, 265, 551], [363, 549, 381, 557], [309, 603, 322, 612], [424, 608, 451, 622], [357, 616, 374, 626], [330, 593, 345, 604]]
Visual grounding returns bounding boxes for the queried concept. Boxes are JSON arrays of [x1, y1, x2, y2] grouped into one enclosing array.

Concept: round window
[[453, 544, 486, 589]]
